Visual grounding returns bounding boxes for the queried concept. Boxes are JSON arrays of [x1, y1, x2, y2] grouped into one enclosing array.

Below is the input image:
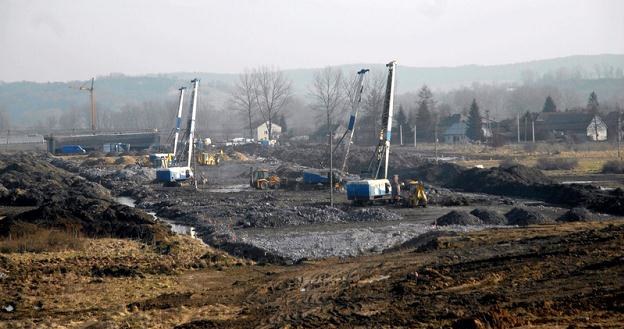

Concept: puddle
[[115, 196, 136, 207], [114, 196, 197, 238], [560, 181, 615, 191]]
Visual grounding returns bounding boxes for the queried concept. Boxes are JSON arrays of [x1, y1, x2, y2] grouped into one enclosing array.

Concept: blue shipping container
[[60, 145, 86, 154], [346, 179, 392, 201]]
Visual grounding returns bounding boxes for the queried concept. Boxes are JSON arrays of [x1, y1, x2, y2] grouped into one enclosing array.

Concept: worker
[[391, 174, 401, 203]]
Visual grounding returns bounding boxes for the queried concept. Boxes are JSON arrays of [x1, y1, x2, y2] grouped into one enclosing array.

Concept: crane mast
[[367, 61, 397, 179], [334, 68, 369, 173], [77, 77, 96, 132], [172, 87, 186, 159], [187, 79, 199, 168]]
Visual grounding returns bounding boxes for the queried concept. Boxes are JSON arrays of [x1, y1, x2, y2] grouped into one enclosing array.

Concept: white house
[[254, 122, 282, 141]]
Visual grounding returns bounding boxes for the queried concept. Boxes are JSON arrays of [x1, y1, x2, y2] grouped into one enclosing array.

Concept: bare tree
[[230, 70, 258, 139], [253, 66, 292, 140], [309, 66, 344, 132], [359, 71, 386, 145]]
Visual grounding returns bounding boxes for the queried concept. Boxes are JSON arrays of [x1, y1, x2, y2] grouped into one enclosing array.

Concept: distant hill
[[1, 54, 623, 126]]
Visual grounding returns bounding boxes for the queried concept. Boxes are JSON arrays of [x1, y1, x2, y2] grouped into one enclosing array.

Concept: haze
[[1, 0, 623, 82]]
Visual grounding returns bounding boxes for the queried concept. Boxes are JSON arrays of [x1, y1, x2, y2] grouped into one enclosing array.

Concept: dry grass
[[0, 224, 84, 253], [535, 157, 579, 170]]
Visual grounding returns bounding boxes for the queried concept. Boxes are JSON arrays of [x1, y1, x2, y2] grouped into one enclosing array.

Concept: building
[[442, 120, 492, 144], [254, 122, 282, 141], [535, 112, 607, 142], [442, 122, 468, 143]]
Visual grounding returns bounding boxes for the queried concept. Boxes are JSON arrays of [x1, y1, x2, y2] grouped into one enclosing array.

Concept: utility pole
[[485, 109, 491, 144], [413, 124, 417, 149], [516, 113, 520, 143], [329, 130, 334, 207], [434, 123, 438, 163], [399, 124, 403, 146], [532, 119, 535, 143], [617, 108, 621, 159]]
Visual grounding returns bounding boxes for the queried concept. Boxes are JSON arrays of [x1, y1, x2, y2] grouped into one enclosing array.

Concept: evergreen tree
[[466, 99, 483, 141], [587, 91, 600, 114], [416, 100, 433, 141], [416, 85, 435, 141], [395, 104, 412, 143], [395, 104, 408, 127], [542, 95, 557, 113]]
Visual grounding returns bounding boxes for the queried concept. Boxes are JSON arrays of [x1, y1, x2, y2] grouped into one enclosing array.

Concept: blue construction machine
[[346, 61, 397, 205], [156, 79, 199, 185]]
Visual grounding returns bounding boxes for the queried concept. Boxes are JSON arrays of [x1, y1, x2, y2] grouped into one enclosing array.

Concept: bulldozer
[[196, 150, 223, 166], [250, 168, 281, 190], [402, 180, 428, 208]]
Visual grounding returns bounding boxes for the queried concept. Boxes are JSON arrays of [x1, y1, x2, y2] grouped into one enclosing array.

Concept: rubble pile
[[557, 207, 592, 222], [505, 207, 549, 226], [436, 211, 483, 226], [470, 208, 507, 225]]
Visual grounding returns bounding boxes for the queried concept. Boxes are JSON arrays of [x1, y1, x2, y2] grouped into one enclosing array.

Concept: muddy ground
[[1, 147, 623, 328]]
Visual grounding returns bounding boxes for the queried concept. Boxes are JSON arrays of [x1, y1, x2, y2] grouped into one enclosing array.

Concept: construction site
[[1, 55, 623, 329]]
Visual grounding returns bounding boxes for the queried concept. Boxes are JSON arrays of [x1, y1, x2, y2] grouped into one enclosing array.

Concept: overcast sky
[[1, 0, 622, 82]]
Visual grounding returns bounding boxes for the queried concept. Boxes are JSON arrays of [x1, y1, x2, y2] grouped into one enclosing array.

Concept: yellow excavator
[[250, 168, 281, 190], [196, 150, 223, 166], [402, 180, 428, 208]]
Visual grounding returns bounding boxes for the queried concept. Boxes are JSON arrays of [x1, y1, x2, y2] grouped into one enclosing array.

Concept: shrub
[[499, 158, 520, 169], [535, 157, 578, 170], [602, 160, 624, 174]]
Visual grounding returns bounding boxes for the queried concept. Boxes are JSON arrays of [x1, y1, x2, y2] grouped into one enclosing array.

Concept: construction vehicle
[[346, 61, 397, 204], [156, 79, 199, 184], [196, 150, 222, 166], [149, 86, 185, 168], [401, 180, 428, 207], [250, 168, 281, 190]]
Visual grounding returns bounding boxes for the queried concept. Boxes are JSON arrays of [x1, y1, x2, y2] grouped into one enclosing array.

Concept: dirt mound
[[114, 156, 136, 165], [0, 153, 167, 243], [81, 158, 111, 167], [395, 230, 458, 251], [395, 161, 464, 186], [505, 207, 549, 226], [274, 163, 304, 180], [0, 155, 110, 206], [1, 197, 164, 242], [228, 151, 250, 161], [436, 210, 483, 226], [558, 207, 592, 222], [470, 208, 507, 225]]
